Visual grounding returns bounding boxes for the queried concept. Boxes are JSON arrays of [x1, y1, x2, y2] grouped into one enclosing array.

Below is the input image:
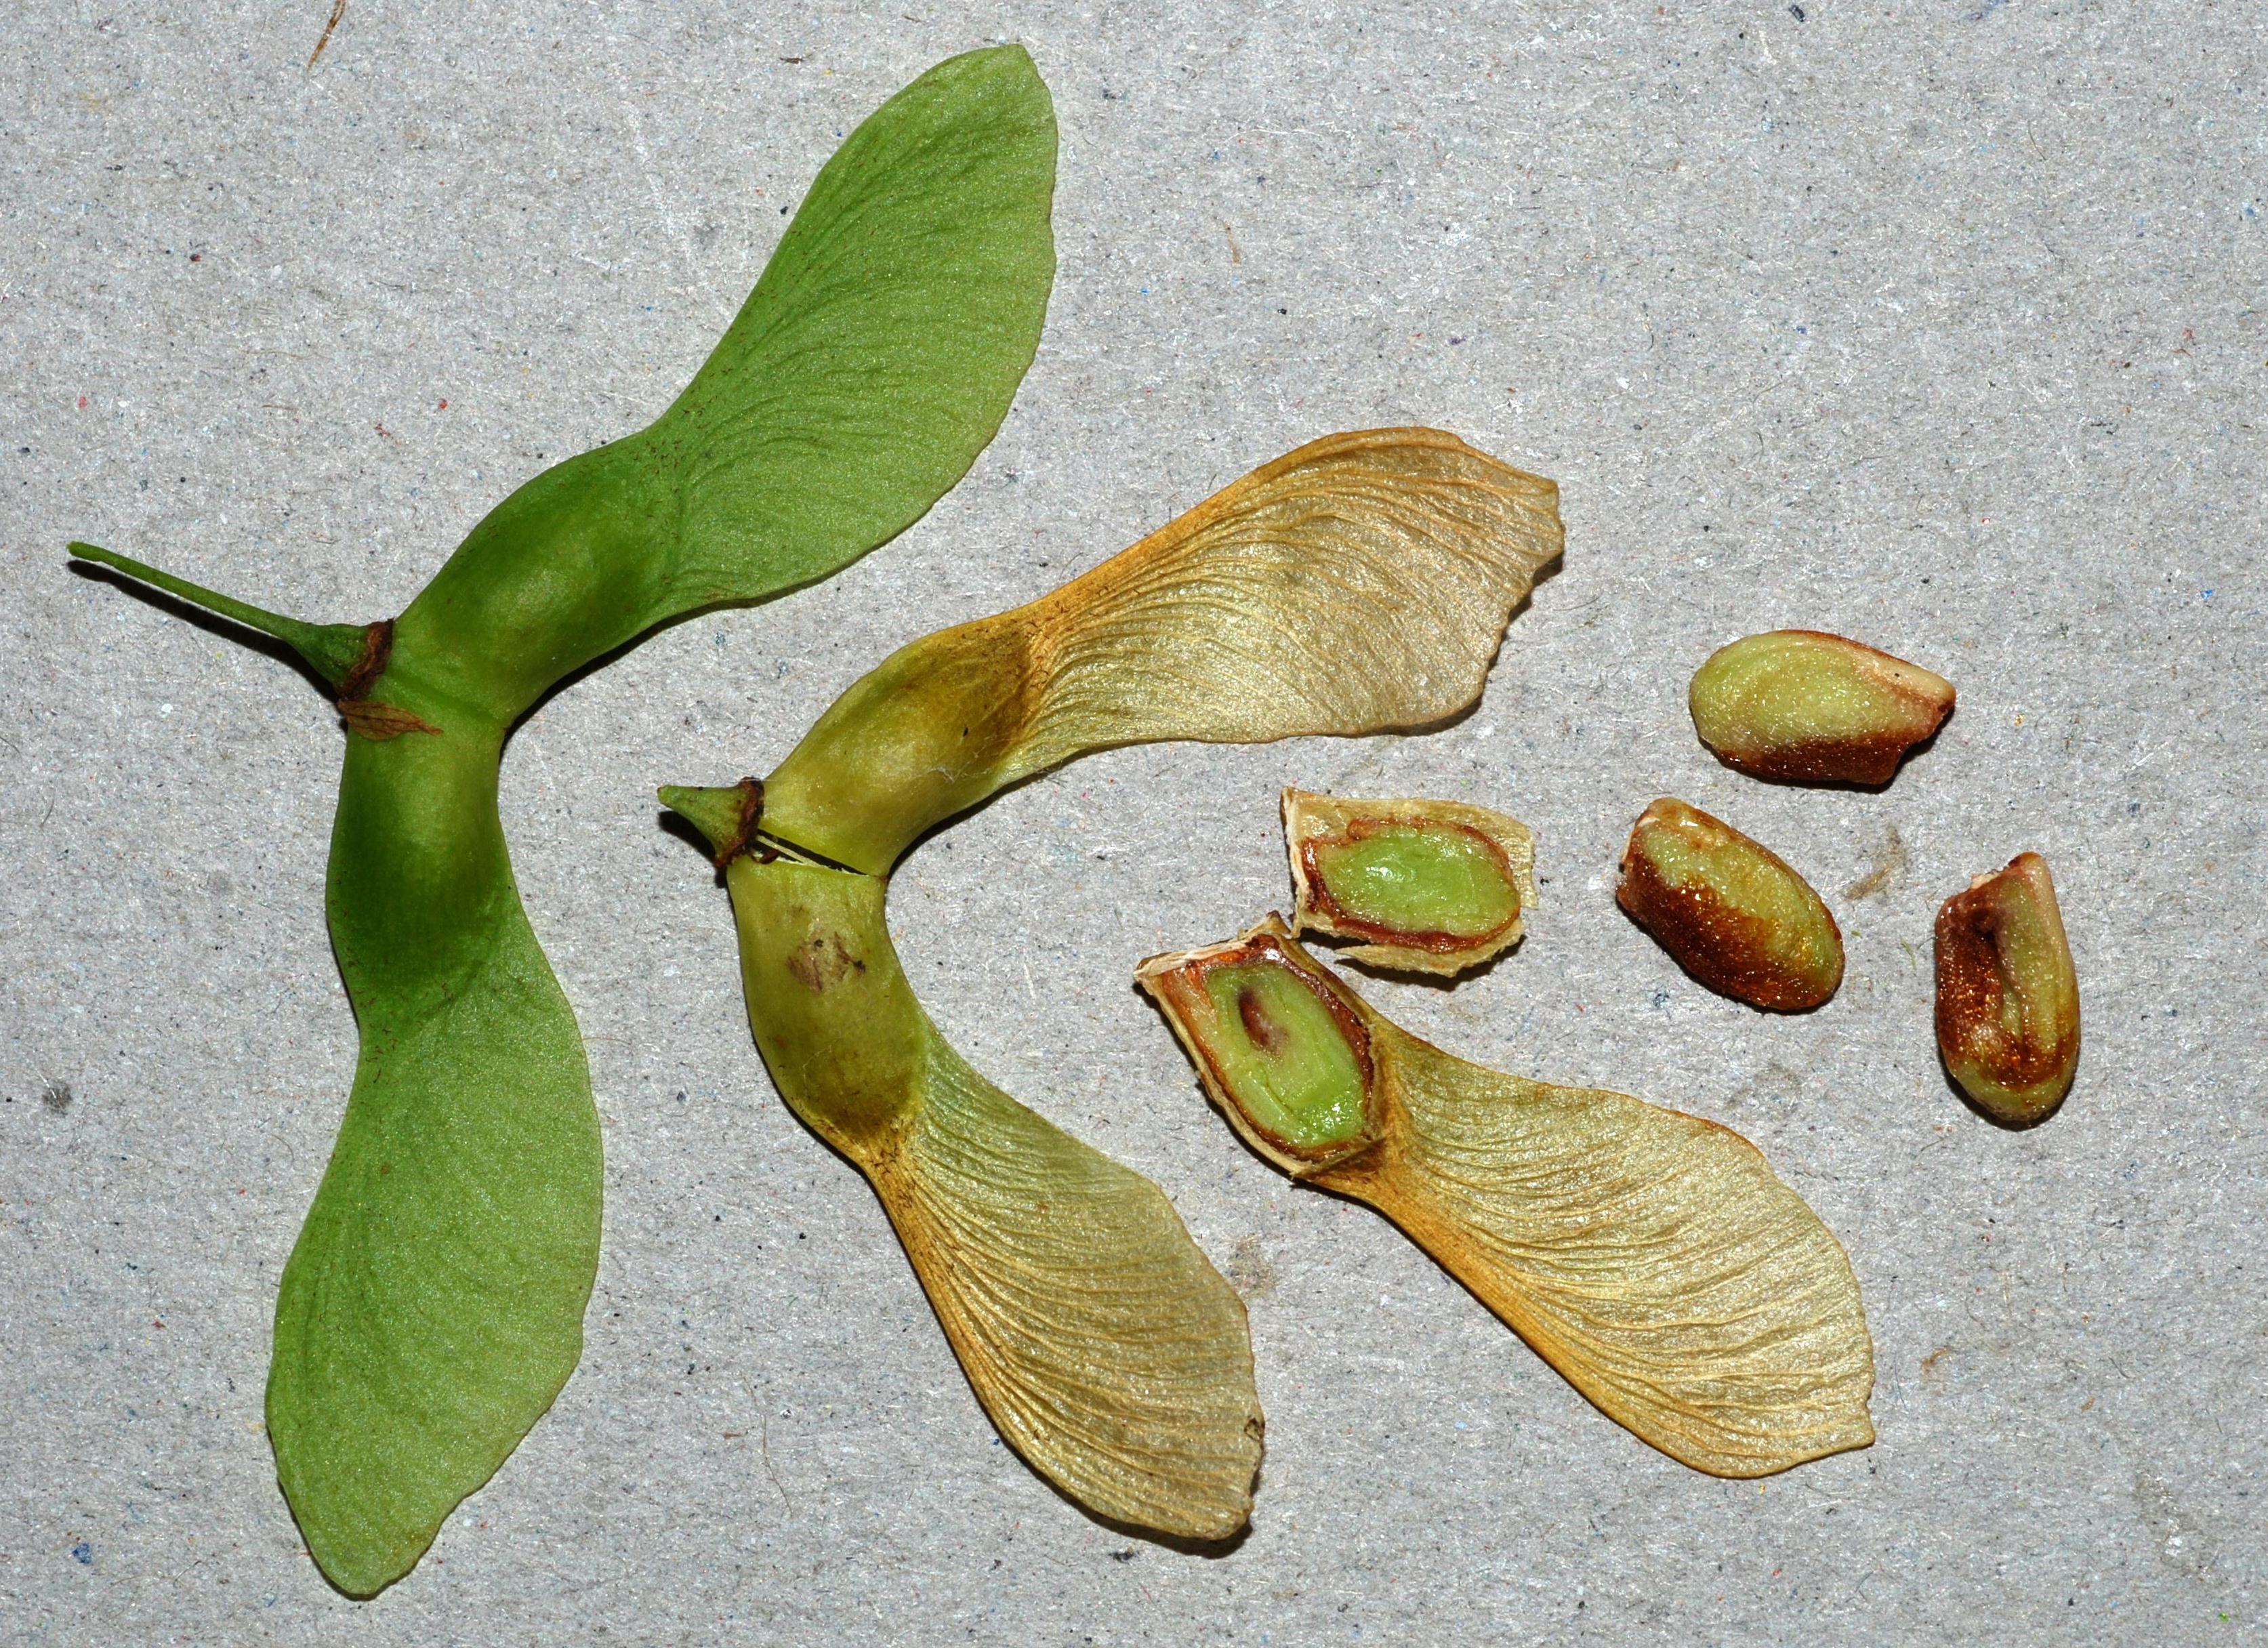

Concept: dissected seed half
[[1282, 789, 1535, 975], [1140, 915, 1877, 1479], [1617, 798, 1844, 1011], [1689, 630, 1955, 785], [1935, 852, 2080, 1126], [1136, 921, 1379, 1173]]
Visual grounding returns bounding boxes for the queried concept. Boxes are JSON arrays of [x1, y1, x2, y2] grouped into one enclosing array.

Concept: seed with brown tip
[[1689, 630, 1954, 785], [1935, 852, 2080, 1126], [1617, 798, 1844, 1011]]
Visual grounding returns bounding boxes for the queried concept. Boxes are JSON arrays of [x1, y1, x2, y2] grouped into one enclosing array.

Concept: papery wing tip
[[867, 1051, 1265, 1540], [1687, 1408, 1878, 1479]]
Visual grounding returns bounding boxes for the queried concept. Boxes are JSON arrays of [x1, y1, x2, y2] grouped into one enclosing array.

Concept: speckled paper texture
[[3, 4, 2261, 1643]]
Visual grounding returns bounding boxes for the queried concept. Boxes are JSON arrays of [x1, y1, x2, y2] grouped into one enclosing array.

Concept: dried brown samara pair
[[670, 428, 1880, 1542], [1612, 630, 2082, 1128]]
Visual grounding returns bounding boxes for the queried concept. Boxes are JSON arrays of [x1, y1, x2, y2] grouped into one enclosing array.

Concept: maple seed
[[1617, 798, 1844, 1012], [1935, 852, 2080, 1126], [1283, 789, 1535, 976], [1689, 630, 1955, 785], [1138, 915, 1878, 1479]]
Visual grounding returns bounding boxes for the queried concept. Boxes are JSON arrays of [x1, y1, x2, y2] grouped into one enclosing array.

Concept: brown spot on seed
[[785, 933, 865, 993], [1237, 985, 1285, 1054], [1713, 731, 1930, 787]]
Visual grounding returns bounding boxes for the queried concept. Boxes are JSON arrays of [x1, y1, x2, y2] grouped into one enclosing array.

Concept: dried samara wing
[[1138, 917, 1876, 1478], [760, 428, 1564, 874], [1283, 788, 1535, 976]]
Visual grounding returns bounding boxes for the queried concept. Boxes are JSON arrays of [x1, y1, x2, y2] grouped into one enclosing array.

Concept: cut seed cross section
[[1283, 789, 1534, 975], [1141, 923, 1378, 1167]]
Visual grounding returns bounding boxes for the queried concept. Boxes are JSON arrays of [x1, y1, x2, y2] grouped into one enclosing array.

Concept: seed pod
[[73, 46, 1058, 1597], [1617, 798, 1844, 1011], [1689, 630, 1955, 785], [1138, 917, 1876, 1479], [663, 787, 1263, 1540], [1935, 852, 2080, 1126], [1282, 788, 1534, 975]]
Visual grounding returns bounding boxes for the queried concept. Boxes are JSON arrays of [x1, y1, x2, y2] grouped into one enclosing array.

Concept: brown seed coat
[[1934, 852, 2080, 1126], [1615, 800, 1843, 1012]]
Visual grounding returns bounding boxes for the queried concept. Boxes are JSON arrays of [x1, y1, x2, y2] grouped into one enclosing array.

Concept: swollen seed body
[[1935, 852, 2080, 1126], [1283, 789, 1533, 976], [1617, 798, 1843, 1012], [1689, 630, 1954, 785]]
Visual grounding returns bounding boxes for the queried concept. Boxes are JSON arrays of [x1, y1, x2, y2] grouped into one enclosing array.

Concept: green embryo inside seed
[[1199, 963, 1367, 1147], [1311, 825, 1518, 938]]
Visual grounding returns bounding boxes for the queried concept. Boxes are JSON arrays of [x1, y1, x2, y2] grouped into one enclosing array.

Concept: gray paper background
[[4, 3, 2262, 1643]]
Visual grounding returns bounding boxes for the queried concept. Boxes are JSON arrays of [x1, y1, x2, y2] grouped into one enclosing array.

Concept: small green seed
[[1935, 852, 2080, 1126], [1689, 630, 1954, 785], [1616, 798, 1843, 1012]]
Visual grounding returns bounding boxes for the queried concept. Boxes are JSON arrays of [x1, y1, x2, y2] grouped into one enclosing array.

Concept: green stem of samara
[[70, 541, 370, 690]]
